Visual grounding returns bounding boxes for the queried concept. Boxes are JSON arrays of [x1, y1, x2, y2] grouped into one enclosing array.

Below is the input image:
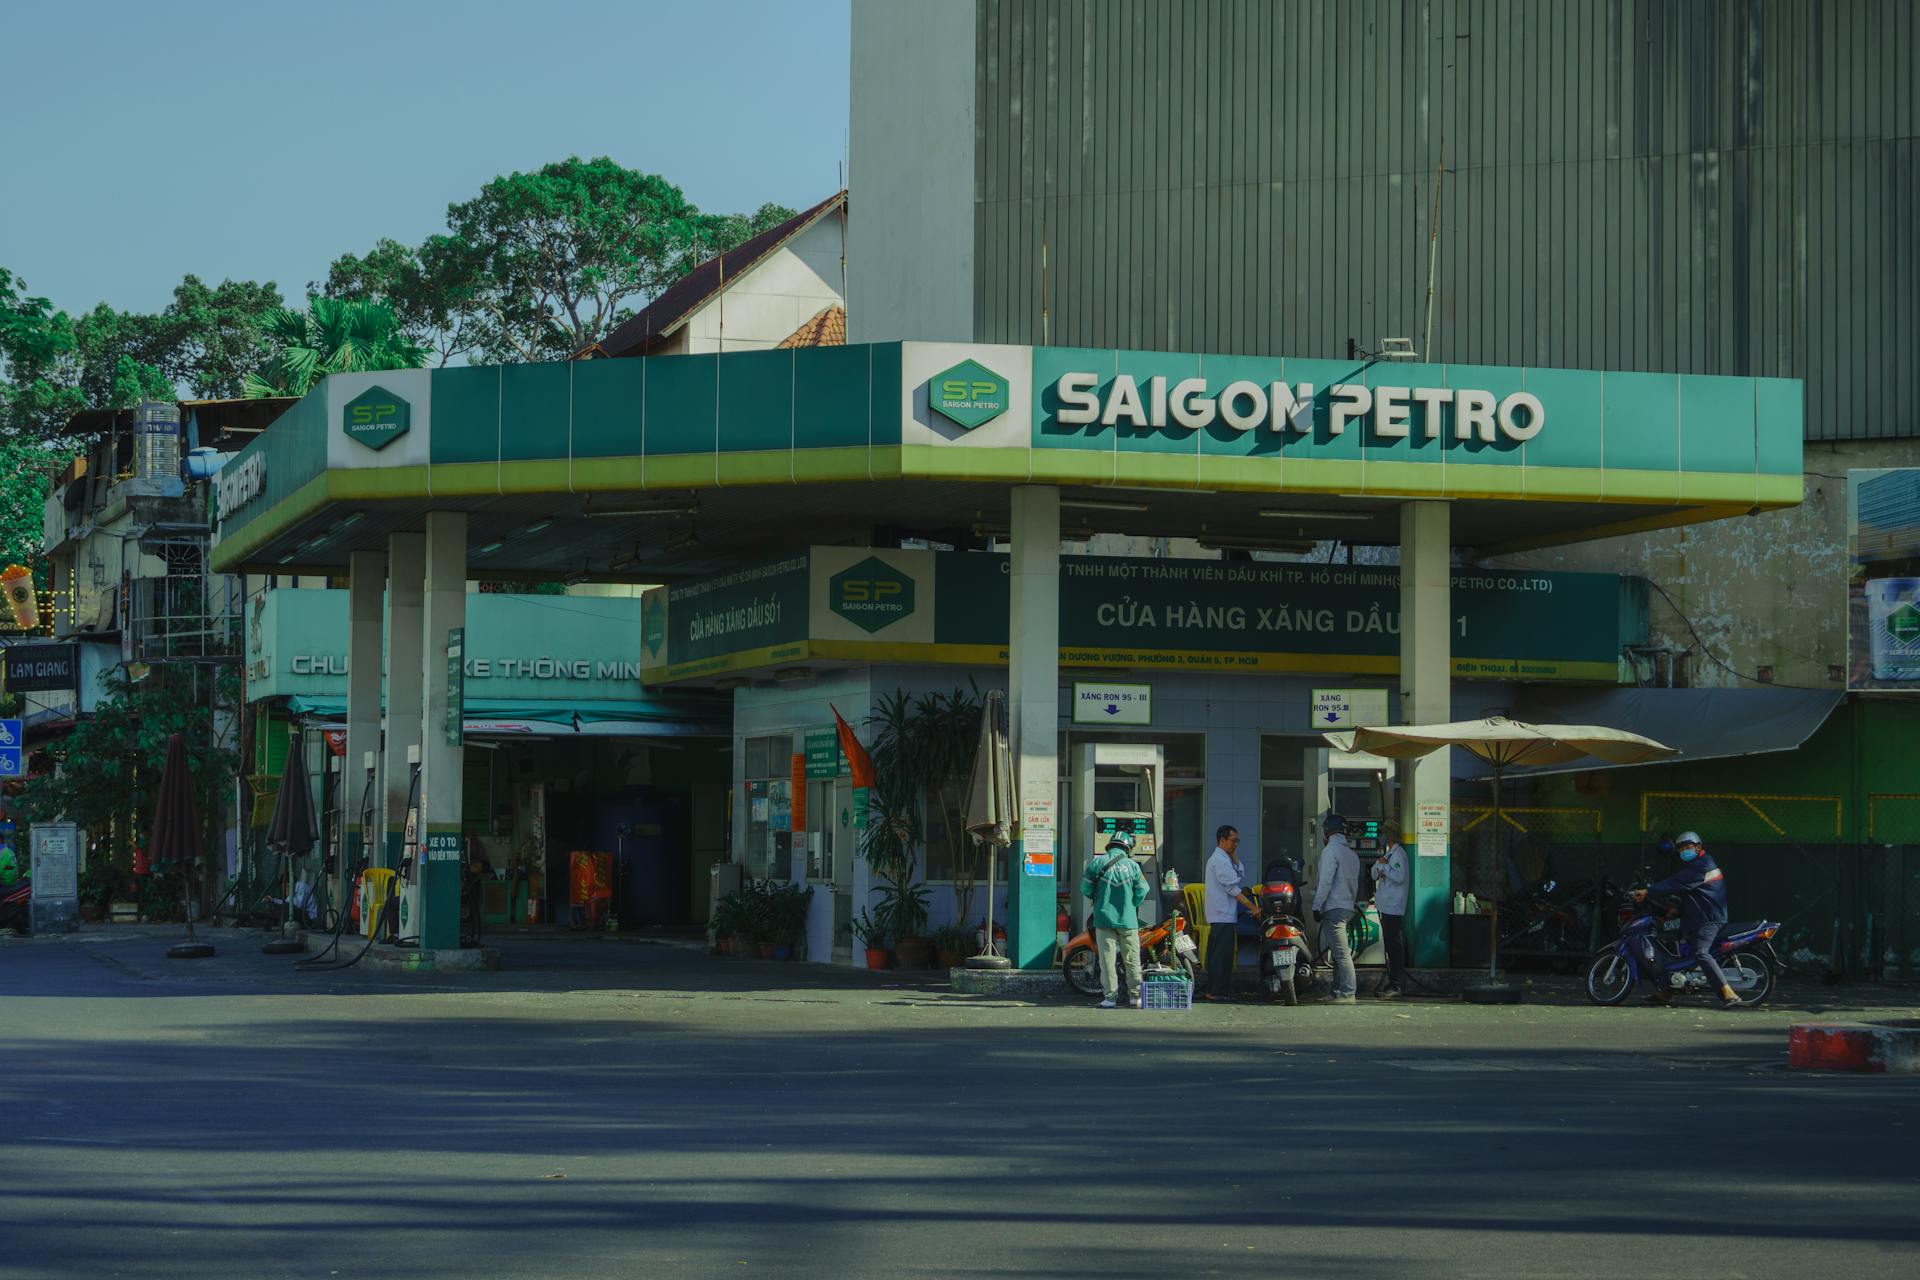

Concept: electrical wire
[[1642, 579, 1831, 692]]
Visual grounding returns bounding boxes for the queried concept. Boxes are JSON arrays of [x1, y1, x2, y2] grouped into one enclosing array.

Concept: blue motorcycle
[[1585, 890, 1780, 1007]]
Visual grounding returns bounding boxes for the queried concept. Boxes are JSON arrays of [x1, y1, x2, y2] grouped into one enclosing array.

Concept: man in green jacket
[[1080, 831, 1149, 1008]]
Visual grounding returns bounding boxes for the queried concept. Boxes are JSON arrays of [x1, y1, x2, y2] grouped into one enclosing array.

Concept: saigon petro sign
[[929, 359, 1009, 429], [829, 556, 916, 633], [342, 386, 411, 450]]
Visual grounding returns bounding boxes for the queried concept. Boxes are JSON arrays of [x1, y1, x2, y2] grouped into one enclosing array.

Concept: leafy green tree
[[243, 296, 427, 398], [3, 268, 278, 440], [20, 665, 239, 889], [321, 237, 482, 367], [439, 157, 706, 361], [2, 269, 87, 439], [151, 275, 285, 399], [685, 202, 800, 273], [0, 436, 59, 567], [68, 301, 176, 413], [324, 158, 797, 364]]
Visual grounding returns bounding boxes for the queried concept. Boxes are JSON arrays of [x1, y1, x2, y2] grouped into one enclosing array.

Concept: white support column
[[344, 549, 385, 901], [1007, 485, 1060, 969], [1399, 500, 1452, 967], [382, 533, 424, 871], [418, 511, 468, 951]]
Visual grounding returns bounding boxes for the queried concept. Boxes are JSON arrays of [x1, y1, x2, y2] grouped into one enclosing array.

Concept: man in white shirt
[[1201, 825, 1259, 1002], [1370, 819, 1411, 998]]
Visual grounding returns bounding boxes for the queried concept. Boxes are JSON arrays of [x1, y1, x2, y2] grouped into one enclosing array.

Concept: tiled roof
[[774, 305, 846, 349], [588, 190, 846, 360]]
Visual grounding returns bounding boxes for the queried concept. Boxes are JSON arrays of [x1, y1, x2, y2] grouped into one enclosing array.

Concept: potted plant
[[930, 922, 973, 969], [745, 884, 779, 960], [851, 908, 891, 970], [768, 882, 813, 961], [882, 880, 933, 970], [77, 864, 116, 923], [709, 890, 744, 955]]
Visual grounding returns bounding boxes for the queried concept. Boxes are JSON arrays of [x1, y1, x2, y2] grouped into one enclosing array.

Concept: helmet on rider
[[1673, 831, 1704, 862], [1656, 833, 1676, 859], [1322, 811, 1347, 838], [1103, 830, 1136, 857]]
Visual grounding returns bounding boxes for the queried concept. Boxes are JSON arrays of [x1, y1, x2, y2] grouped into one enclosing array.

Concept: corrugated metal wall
[[973, 0, 1920, 441]]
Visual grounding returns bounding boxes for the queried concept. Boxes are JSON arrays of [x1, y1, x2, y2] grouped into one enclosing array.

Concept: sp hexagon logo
[[342, 385, 411, 450], [929, 359, 1009, 429], [830, 556, 916, 634], [642, 591, 668, 660]]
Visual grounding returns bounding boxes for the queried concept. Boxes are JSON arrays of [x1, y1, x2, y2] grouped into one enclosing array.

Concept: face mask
[[1678, 847, 1700, 862]]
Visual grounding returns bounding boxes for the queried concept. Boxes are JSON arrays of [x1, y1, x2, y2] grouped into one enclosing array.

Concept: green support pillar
[[1399, 500, 1452, 968], [1007, 485, 1060, 969], [344, 548, 385, 900], [382, 532, 424, 871], [418, 511, 467, 952]]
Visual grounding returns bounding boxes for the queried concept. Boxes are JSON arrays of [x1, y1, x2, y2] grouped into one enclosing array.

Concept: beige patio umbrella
[[1324, 717, 1677, 992], [961, 689, 1015, 969]]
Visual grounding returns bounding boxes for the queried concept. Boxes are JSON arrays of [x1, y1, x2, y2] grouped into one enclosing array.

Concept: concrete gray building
[[850, 0, 1920, 689]]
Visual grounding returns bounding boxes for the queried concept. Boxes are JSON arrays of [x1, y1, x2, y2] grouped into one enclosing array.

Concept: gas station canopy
[[209, 342, 1803, 578]]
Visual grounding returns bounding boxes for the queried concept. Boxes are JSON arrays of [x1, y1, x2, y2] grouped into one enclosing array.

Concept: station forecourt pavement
[[3, 929, 1916, 1279]]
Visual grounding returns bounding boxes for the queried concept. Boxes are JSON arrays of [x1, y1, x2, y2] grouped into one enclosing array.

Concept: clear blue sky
[[0, 0, 852, 316]]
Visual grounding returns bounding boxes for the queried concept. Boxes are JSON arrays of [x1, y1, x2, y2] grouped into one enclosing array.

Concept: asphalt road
[[3, 930, 1917, 1279]]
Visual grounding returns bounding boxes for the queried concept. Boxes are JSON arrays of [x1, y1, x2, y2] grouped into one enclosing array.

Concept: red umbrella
[[150, 733, 213, 960]]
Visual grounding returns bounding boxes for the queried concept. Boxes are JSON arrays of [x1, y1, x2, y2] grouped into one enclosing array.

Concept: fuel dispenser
[[1322, 748, 1393, 966], [391, 746, 423, 944], [1068, 741, 1165, 928], [353, 752, 393, 938]]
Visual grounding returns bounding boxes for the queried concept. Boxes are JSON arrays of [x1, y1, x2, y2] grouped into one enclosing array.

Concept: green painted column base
[[1008, 841, 1057, 970], [1412, 850, 1450, 968], [419, 859, 463, 951]]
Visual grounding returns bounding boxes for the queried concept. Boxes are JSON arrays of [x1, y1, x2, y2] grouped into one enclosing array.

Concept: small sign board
[[424, 832, 463, 863], [0, 718, 21, 779], [1022, 848, 1055, 876], [1073, 681, 1151, 725], [445, 628, 465, 747], [804, 726, 847, 779], [1417, 801, 1450, 857], [0, 644, 77, 694], [30, 822, 79, 934], [1310, 687, 1389, 729]]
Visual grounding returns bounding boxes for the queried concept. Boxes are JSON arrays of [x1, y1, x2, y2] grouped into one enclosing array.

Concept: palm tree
[[243, 297, 426, 398]]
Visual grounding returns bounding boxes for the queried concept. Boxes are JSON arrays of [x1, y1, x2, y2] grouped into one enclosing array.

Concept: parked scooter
[[0, 876, 30, 934], [1585, 887, 1780, 1007], [1062, 899, 1200, 997], [1254, 858, 1315, 1006]]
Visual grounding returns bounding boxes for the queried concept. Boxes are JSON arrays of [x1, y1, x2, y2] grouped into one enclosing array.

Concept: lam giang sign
[[1053, 373, 1544, 442]]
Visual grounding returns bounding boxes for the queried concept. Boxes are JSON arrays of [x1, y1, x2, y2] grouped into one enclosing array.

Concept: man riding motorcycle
[[1632, 830, 1738, 1009]]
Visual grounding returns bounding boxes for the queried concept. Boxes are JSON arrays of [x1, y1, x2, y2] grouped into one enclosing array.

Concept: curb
[[1788, 1022, 1920, 1073]]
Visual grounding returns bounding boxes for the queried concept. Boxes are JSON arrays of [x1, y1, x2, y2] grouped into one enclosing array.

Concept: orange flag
[[831, 706, 875, 788]]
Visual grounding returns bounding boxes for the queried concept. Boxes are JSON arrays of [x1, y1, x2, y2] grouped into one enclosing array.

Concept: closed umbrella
[[1324, 717, 1677, 998], [961, 689, 1014, 970], [150, 733, 212, 960], [262, 729, 317, 955]]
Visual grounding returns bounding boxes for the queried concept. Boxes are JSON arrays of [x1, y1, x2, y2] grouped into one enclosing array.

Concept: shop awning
[[282, 696, 728, 739], [1457, 687, 1843, 778]]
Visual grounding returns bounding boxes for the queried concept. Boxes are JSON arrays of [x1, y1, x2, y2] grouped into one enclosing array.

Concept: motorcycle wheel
[[1180, 953, 1201, 987], [1585, 949, 1636, 1006], [1282, 972, 1298, 1006], [1723, 950, 1774, 1006], [1062, 943, 1101, 998]]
